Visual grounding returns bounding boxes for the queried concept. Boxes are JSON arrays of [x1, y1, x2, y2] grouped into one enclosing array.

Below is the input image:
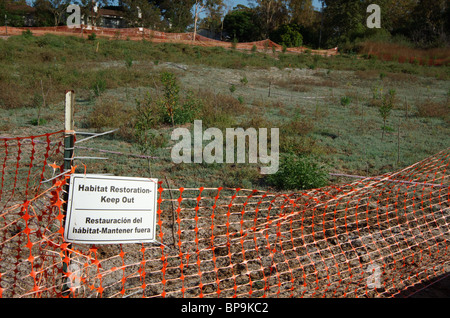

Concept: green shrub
[[21, 30, 33, 38], [124, 56, 133, 68], [30, 118, 47, 126], [266, 154, 328, 190], [138, 72, 202, 127], [174, 90, 202, 125], [88, 33, 97, 41], [270, 23, 303, 48], [231, 38, 238, 50], [92, 78, 107, 97], [340, 96, 352, 106]]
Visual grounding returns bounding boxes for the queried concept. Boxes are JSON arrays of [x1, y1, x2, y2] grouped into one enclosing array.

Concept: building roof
[[98, 8, 125, 18], [5, 2, 36, 13]]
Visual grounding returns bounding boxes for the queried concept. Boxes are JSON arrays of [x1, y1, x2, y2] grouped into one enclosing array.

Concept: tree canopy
[[6, 0, 448, 48]]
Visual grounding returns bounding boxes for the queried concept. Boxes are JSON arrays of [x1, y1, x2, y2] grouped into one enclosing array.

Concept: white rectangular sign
[[64, 174, 158, 244]]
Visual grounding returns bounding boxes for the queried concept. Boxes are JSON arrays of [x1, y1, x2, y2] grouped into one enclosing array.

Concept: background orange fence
[[0, 25, 339, 56], [0, 131, 449, 298]]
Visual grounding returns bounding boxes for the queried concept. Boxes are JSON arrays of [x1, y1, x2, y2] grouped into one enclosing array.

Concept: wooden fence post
[[62, 90, 75, 295]]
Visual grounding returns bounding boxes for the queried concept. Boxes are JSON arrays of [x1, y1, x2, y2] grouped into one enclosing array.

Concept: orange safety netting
[[0, 131, 449, 298], [0, 25, 339, 56]]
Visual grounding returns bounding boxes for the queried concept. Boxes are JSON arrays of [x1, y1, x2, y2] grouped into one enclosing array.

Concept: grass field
[[0, 33, 449, 191]]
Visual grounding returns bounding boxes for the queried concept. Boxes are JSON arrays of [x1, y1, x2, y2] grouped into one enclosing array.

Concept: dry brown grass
[[272, 76, 338, 92], [359, 41, 450, 65], [87, 96, 137, 139], [416, 99, 449, 119]]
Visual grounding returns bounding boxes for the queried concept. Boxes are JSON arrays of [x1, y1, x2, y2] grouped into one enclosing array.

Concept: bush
[[266, 154, 328, 190], [270, 23, 303, 48], [21, 30, 33, 38], [88, 33, 97, 41]]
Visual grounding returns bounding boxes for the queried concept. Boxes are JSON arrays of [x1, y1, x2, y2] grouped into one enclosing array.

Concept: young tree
[[379, 89, 396, 141]]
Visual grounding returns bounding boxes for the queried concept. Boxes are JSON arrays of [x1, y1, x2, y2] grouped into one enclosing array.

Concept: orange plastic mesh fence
[[1, 131, 449, 298], [0, 26, 339, 56]]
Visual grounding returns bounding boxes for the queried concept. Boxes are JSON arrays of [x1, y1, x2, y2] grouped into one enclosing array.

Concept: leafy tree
[[223, 6, 261, 42], [288, 0, 316, 27], [49, 0, 71, 26], [250, 0, 288, 38], [191, 0, 224, 41], [197, 0, 227, 38], [322, 0, 367, 47], [270, 23, 303, 47], [151, 0, 195, 32], [1, 0, 33, 27], [408, 0, 449, 47], [122, 0, 162, 29], [32, 0, 54, 26]]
